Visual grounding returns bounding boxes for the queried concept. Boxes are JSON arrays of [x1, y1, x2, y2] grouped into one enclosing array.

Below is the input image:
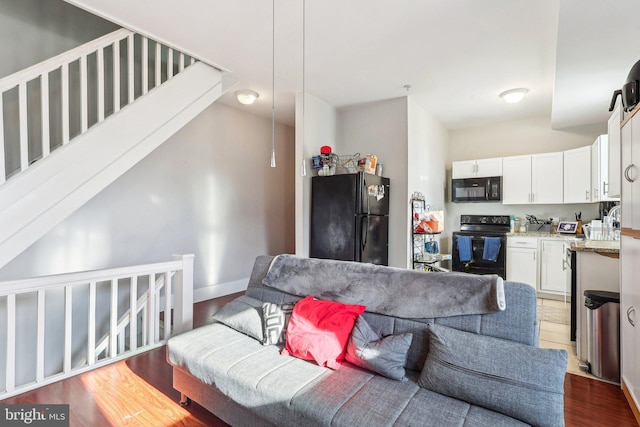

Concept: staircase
[[0, 29, 223, 270]]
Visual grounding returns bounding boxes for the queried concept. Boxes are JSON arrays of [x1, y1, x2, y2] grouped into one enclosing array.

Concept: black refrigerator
[[310, 172, 390, 265]]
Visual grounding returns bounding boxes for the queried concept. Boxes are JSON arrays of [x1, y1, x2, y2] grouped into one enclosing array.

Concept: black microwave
[[451, 176, 502, 202]]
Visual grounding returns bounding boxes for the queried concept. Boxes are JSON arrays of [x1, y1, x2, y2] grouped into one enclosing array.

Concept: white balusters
[[36, 290, 45, 382], [0, 28, 198, 185], [5, 294, 16, 392], [129, 276, 138, 352], [40, 73, 50, 158], [155, 42, 162, 88], [164, 271, 172, 340], [127, 33, 135, 104], [64, 285, 73, 373], [18, 82, 28, 171], [88, 281, 96, 365], [80, 55, 88, 133], [61, 62, 70, 145], [109, 278, 118, 358], [141, 36, 149, 96], [113, 40, 120, 114]]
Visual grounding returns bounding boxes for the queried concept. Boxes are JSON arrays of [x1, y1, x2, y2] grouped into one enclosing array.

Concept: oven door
[[452, 231, 506, 279]]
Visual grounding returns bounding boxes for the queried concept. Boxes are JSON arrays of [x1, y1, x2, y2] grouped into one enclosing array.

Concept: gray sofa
[[167, 255, 567, 427]]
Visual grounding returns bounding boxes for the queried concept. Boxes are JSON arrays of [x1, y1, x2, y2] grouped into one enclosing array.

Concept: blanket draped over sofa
[[262, 254, 506, 318]]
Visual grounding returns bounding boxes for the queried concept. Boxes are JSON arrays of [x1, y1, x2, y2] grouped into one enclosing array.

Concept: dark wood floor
[[2, 292, 638, 426]]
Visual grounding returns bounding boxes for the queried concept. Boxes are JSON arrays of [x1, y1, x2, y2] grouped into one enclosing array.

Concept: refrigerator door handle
[[364, 178, 370, 215], [362, 216, 369, 251]]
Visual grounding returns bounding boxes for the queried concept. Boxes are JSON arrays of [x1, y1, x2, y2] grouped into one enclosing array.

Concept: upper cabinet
[[532, 152, 564, 204], [608, 103, 622, 198], [452, 157, 502, 178], [592, 134, 619, 202], [564, 146, 591, 203], [503, 153, 563, 204], [621, 111, 640, 230]]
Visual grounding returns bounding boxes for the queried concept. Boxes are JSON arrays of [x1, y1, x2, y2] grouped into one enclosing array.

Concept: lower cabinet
[[507, 237, 537, 289], [621, 235, 640, 412], [539, 239, 570, 295]]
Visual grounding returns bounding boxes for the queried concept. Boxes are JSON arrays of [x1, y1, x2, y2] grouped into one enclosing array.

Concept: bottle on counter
[[510, 216, 516, 233]]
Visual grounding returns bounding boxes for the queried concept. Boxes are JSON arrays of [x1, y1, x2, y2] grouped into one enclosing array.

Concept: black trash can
[[584, 290, 620, 383]]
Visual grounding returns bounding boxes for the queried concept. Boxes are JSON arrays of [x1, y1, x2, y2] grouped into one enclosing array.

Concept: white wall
[[0, 103, 296, 295], [337, 98, 408, 267], [444, 116, 601, 252], [407, 98, 449, 267], [295, 93, 338, 256]]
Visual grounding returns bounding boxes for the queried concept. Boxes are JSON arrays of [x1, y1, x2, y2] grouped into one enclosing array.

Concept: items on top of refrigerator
[[311, 149, 382, 176]]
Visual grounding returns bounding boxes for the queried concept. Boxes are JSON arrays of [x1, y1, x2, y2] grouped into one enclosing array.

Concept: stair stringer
[[0, 62, 222, 270]]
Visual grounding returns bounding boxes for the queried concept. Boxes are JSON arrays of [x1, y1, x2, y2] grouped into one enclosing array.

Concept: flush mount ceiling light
[[500, 88, 529, 104], [235, 89, 259, 105]]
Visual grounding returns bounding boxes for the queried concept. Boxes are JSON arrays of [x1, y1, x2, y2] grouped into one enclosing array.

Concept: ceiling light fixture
[[500, 88, 529, 104], [270, 0, 276, 168], [235, 89, 259, 105]]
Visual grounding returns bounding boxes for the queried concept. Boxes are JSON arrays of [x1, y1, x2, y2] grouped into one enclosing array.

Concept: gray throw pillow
[[418, 324, 567, 427], [262, 302, 295, 345], [212, 295, 264, 342], [345, 316, 413, 381]]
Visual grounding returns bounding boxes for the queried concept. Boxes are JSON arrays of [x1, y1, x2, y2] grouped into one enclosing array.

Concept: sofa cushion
[[418, 324, 567, 427], [282, 296, 365, 369], [262, 301, 295, 345], [345, 316, 412, 381], [212, 295, 264, 342]]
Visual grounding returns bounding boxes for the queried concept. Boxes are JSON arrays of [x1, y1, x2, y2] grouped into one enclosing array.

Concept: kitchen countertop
[[569, 239, 620, 254], [507, 232, 620, 253], [506, 232, 580, 239]]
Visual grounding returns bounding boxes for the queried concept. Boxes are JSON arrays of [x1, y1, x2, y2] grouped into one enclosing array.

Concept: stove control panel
[[460, 215, 511, 226]]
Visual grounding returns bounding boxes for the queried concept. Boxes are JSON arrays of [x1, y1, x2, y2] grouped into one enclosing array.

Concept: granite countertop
[[506, 232, 579, 239], [506, 232, 620, 253], [569, 239, 620, 254]]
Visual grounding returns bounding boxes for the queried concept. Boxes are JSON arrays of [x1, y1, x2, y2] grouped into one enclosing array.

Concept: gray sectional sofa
[[167, 255, 568, 427]]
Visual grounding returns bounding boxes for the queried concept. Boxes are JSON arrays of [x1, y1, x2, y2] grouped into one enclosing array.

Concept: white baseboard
[[193, 278, 249, 303]]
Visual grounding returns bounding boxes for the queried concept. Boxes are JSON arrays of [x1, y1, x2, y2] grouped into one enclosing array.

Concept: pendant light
[[270, 0, 276, 168]]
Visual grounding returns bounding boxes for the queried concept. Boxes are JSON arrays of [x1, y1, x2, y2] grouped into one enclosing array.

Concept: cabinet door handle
[[628, 306, 636, 327], [624, 164, 635, 182], [603, 181, 608, 196], [585, 190, 589, 200]]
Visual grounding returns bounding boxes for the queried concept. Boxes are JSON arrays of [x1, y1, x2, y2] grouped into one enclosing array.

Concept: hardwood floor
[[1, 292, 637, 426]]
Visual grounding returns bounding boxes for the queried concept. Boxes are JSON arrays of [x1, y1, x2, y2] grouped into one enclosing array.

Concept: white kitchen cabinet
[[532, 152, 564, 204], [592, 135, 618, 202], [502, 155, 532, 204], [621, 235, 640, 408], [564, 146, 591, 203], [503, 153, 563, 204], [622, 112, 640, 230], [452, 157, 502, 178], [608, 102, 622, 198], [539, 239, 570, 295], [506, 236, 537, 289]]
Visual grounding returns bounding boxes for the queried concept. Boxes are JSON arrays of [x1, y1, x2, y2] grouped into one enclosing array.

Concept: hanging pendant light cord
[[270, 0, 276, 167], [302, 0, 305, 154]]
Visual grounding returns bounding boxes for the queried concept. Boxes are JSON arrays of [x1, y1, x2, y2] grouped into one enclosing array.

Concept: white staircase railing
[[0, 28, 196, 184], [0, 254, 194, 400]]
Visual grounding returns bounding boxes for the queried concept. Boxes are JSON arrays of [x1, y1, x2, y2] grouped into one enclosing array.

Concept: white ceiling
[[65, 0, 640, 132]]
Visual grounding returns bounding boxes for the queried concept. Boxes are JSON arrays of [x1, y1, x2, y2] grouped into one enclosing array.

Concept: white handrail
[[0, 254, 194, 399], [0, 28, 196, 184]]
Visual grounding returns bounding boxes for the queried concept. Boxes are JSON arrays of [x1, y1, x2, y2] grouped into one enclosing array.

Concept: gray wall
[[0, 102, 296, 288]]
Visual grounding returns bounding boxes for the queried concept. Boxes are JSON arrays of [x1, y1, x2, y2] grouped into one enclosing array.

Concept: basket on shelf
[[336, 153, 361, 174]]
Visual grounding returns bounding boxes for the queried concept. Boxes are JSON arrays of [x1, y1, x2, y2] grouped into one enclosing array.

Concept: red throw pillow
[[282, 296, 366, 369]]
